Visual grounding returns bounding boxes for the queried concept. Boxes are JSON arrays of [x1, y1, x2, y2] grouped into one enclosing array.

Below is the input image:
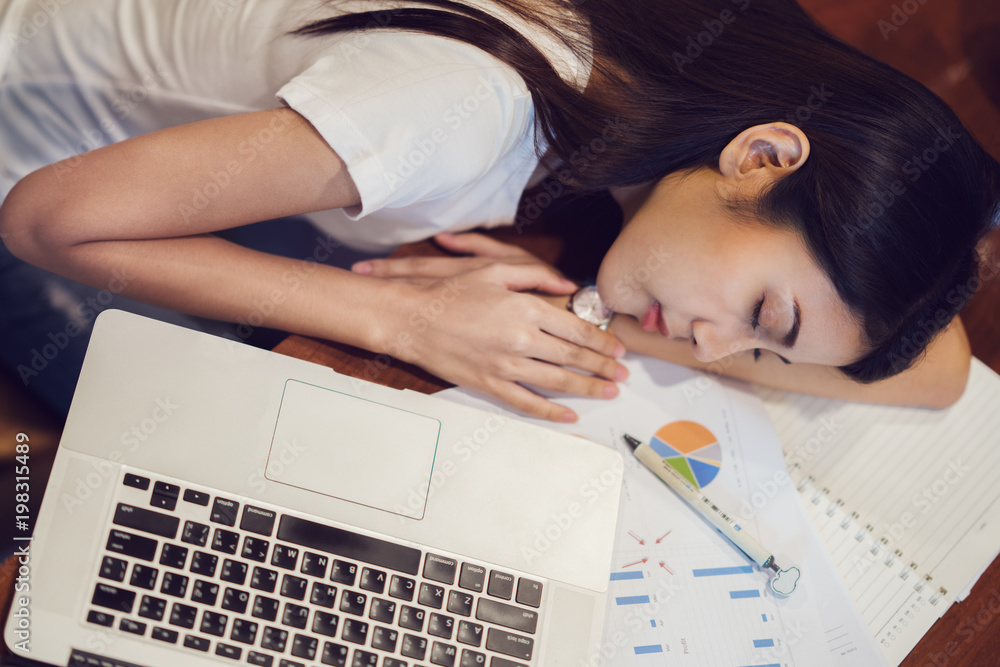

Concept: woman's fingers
[[353, 255, 488, 279], [433, 231, 533, 259]]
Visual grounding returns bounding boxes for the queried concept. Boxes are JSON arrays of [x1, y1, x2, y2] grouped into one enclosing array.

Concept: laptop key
[[302, 552, 329, 577], [190, 551, 218, 576], [213, 528, 240, 554], [221, 587, 250, 613], [183, 489, 210, 506], [243, 536, 270, 562], [419, 582, 445, 609], [486, 572, 514, 600], [138, 595, 166, 620], [151, 482, 180, 511], [456, 620, 483, 647], [371, 626, 398, 652], [458, 563, 486, 592], [113, 503, 179, 539], [430, 641, 458, 667], [261, 626, 289, 651], [215, 643, 242, 660], [159, 543, 188, 569], [99, 556, 127, 582], [160, 572, 189, 597], [85, 610, 113, 627], [280, 661, 306, 667], [429, 612, 455, 639], [106, 529, 157, 561], [282, 602, 310, 629], [340, 591, 366, 616], [280, 574, 307, 600], [359, 567, 386, 593], [291, 634, 318, 660], [119, 618, 146, 636], [220, 559, 248, 584], [231, 618, 259, 644], [272, 544, 300, 570], [459, 649, 486, 667], [241, 505, 277, 536], [341, 618, 368, 644], [211, 497, 240, 526], [151, 627, 179, 644], [330, 560, 357, 585], [181, 520, 210, 547], [123, 473, 150, 490], [91, 583, 135, 613], [389, 574, 415, 601], [191, 579, 219, 605], [401, 634, 428, 660], [485, 628, 533, 661], [321, 642, 349, 667], [399, 605, 425, 631], [168, 602, 197, 629], [313, 610, 340, 637], [475, 599, 537, 634], [352, 649, 378, 666], [201, 610, 229, 636], [369, 597, 395, 623], [515, 579, 543, 608], [252, 566, 278, 592], [311, 582, 338, 607], [183, 635, 211, 652], [252, 595, 280, 622], [248, 651, 274, 667], [129, 563, 159, 589], [447, 590, 473, 617], [424, 554, 457, 585]]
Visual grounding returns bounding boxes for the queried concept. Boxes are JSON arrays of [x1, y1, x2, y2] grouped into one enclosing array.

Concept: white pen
[[623, 433, 801, 596]]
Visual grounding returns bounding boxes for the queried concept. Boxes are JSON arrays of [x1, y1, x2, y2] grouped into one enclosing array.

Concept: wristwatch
[[568, 285, 615, 331]]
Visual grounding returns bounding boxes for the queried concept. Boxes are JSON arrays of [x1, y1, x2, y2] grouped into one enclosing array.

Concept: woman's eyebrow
[[780, 300, 801, 349]]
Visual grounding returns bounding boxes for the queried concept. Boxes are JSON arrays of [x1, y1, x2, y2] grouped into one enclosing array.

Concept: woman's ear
[[719, 123, 811, 182]]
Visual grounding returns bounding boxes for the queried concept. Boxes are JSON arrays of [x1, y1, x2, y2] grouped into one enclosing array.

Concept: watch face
[[573, 286, 612, 324]]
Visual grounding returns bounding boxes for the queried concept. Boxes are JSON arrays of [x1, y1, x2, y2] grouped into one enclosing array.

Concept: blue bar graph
[[761, 614, 768, 622], [634, 645, 663, 655], [610, 571, 644, 581], [616, 595, 651, 605], [692, 565, 755, 577], [737, 664, 780, 667], [753, 639, 775, 648], [729, 589, 761, 599]]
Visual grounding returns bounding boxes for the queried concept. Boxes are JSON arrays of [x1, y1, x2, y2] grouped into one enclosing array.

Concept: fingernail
[[603, 383, 619, 399], [614, 365, 629, 381], [613, 342, 626, 358], [352, 261, 372, 274], [561, 409, 578, 423]]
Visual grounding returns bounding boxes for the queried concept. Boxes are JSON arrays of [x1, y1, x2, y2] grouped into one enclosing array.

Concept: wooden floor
[[799, 0, 1000, 374]]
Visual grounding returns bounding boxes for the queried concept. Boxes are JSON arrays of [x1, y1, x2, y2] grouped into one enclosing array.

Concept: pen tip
[[622, 434, 641, 451]]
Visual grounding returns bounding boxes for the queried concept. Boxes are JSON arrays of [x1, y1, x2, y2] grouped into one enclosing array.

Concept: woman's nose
[[690, 321, 755, 362]]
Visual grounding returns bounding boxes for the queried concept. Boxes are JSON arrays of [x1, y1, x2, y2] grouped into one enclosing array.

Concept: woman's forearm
[[22, 233, 400, 354]]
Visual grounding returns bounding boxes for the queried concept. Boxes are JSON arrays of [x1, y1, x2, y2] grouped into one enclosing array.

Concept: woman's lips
[[641, 301, 670, 337]]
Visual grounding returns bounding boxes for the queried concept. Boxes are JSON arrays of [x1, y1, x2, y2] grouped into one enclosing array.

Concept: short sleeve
[[276, 31, 534, 220]]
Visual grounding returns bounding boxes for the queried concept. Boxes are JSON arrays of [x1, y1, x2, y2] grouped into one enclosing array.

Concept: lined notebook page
[[757, 358, 1000, 665]]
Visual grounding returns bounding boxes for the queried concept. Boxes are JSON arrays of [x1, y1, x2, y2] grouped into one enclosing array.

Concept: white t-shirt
[[0, 0, 588, 251]]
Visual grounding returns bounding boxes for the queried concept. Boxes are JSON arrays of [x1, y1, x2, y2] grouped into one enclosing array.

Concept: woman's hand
[[355, 233, 628, 422]]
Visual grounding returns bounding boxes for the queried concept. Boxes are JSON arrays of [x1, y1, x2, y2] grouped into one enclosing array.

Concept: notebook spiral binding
[[791, 473, 949, 605]]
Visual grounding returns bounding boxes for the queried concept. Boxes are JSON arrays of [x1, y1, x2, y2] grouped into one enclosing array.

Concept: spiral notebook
[[757, 358, 1000, 666]]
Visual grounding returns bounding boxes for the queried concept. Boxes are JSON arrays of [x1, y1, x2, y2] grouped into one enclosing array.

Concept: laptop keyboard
[[83, 470, 543, 667]]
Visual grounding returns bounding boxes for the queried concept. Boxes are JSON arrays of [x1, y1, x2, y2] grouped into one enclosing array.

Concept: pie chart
[[648, 421, 721, 489]]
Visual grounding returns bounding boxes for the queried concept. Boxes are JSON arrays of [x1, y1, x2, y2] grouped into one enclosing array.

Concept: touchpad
[[266, 379, 441, 519]]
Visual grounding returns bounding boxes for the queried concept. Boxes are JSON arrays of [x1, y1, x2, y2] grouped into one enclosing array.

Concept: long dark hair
[[294, 0, 1000, 381]]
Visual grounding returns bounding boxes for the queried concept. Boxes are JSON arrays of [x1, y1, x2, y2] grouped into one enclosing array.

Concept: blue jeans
[[0, 217, 382, 417]]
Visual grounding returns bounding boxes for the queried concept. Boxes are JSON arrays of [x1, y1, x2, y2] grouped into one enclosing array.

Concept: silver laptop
[[4, 310, 623, 667]]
